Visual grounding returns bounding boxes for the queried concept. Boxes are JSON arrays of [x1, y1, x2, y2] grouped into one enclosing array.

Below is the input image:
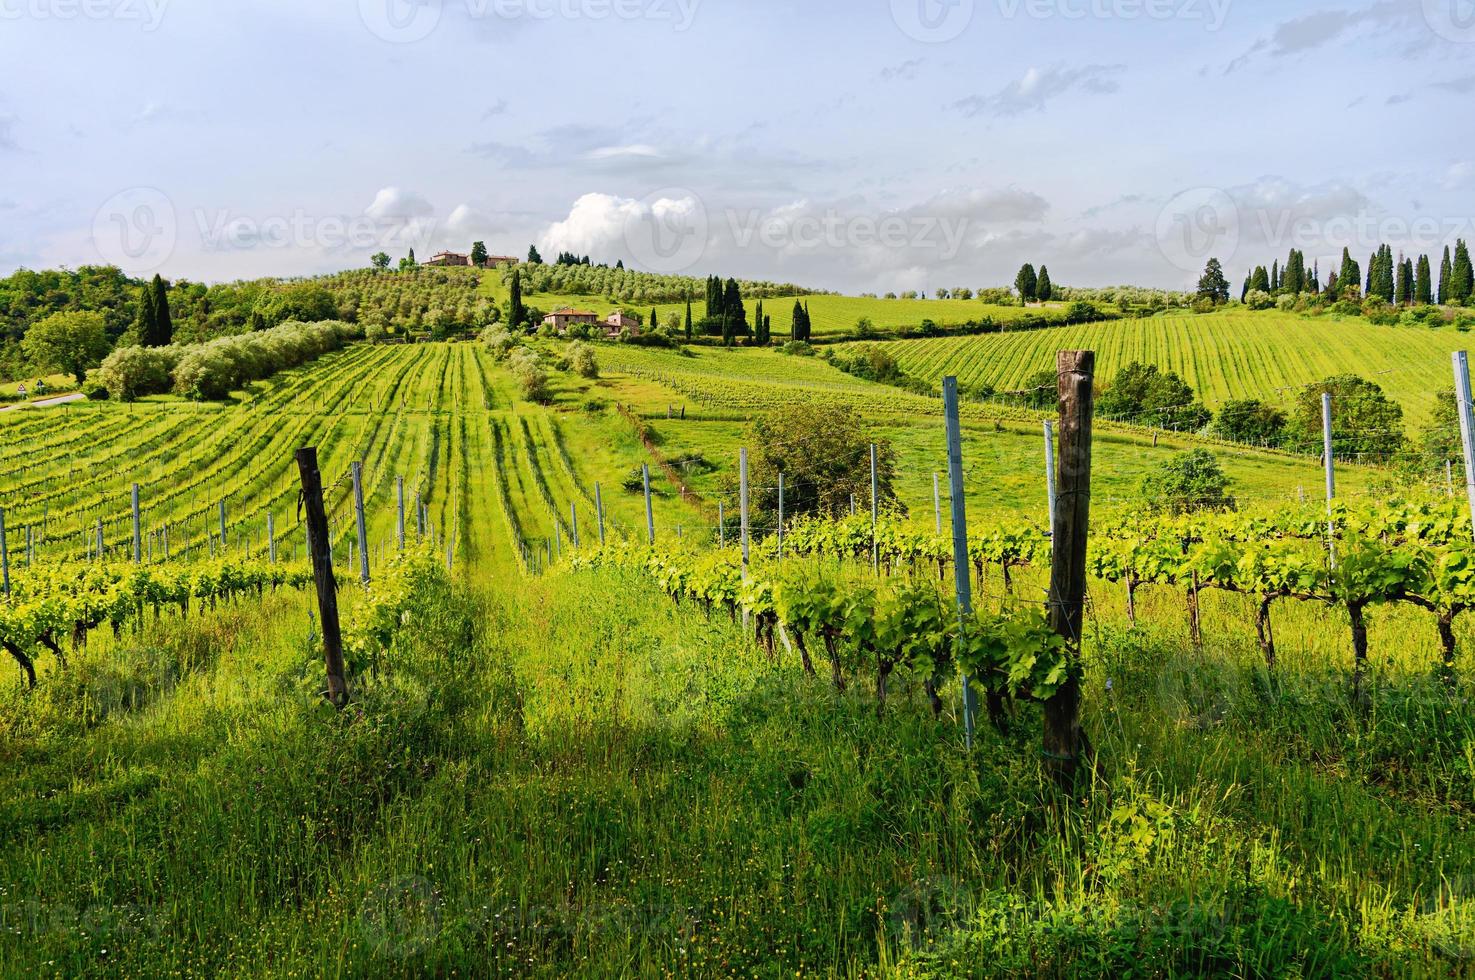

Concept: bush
[[97, 345, 177, 401], [1208, 399, 1286, 447], [481, 327, 518, 360], [1062, 301, 1103, 324], [1244, 289, 1274, 310], [1141, 449, 1235, 514], [171, 320, 353, 401], [81, 379, 109, 401], [566, 341, 598, 379], [509, 348, 551, 404], [778, 341, 816, 357]]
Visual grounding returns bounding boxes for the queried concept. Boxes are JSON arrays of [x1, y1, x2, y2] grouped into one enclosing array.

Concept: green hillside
[[873, 311, 1472, 427]]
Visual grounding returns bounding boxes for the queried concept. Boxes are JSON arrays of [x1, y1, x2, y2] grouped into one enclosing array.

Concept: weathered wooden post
[[352, 461, 370, 585], [0, 507, 10, 598], [131, 483, 142, 564], [96, 519, 103, 564], [296, 448, 348, 708], [1043, 350, 1095, 788], [870, 443, 880, 574], [943, 379, 978, 748], [571, 502, 581, 550], [642, 464, 655, 545], [1322, 392, 1336, 569], [396, 476, 406, 552], [219, 501, 227, 555], [595, 483, 606, 545], [268, 512, 276, 564]]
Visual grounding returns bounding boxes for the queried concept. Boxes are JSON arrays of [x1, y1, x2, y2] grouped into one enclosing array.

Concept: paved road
[[0, 392, 85, 413]]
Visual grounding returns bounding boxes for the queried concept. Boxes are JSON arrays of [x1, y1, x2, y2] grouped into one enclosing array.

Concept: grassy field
[[3, 338, 1472, 976], [480, 271, 1076, 339], [870, 311, 1473, 428]]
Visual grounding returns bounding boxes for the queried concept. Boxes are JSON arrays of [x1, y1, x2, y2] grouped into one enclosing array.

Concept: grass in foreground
[[1, 555, 1473, 977]]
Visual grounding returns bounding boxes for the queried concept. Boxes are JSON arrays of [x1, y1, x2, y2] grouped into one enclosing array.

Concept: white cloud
[[952, 64, 1125, 118], [1442, 162, 1473, 191], [586, 144, 663, 161], [538, 192, 648, 258]]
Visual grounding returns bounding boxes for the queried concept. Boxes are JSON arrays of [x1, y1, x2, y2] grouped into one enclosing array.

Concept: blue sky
[[1, 0, 1472, 293]]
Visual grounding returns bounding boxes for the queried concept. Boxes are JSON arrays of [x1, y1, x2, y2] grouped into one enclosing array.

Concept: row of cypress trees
[[1242, 242, 1474, 305]]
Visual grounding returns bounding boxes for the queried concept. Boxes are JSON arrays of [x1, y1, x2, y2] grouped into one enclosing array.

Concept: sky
[[0, 0, 1472, 294]]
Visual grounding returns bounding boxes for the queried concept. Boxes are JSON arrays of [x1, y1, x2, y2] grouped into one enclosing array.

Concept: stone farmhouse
[[542, 308, 643, 338], [424, 251, 519, 268]]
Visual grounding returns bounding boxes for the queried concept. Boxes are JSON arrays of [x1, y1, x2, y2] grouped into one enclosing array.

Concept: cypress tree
[[134, 281, 158, 345], [1454, 240, 1474, 303], [722, 278, 748, 336], [754, 300, 766, 345], [1339, 248, 1360, 299], [1284, 250, 1305, 295], [1241, 274, 1251, 302], [684, 298, 693, 341], [1014, 264, 1038, 304], [509, 269, 525, 330], [1271, 260, 1280, 293], [1416, 254, 1433, 305], [1440, 246, 1453, 304], [1395, 256, 1411, 306], [1250, 265, 1270, 294], [150, 274, 172, 346], [1379, 245, 1397, 302], [791, 300, 805, 342], [650, 306, 658, 335], [1037, 266, 1053, 302]]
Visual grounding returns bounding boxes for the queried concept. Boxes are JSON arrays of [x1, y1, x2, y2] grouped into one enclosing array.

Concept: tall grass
[[2, 559, 1471, 977]]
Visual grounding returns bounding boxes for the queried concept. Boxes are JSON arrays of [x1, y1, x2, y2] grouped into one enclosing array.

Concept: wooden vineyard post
[[219, 501, 228, 555], [416, 491, 425, 540], [718, 501, 726, 547], [0, 507, 9, 598], [642, 464, 655, 546], [351, 461, 370, 585], [943, 378, 978, 748], [595, 483, 606, 545], [1043, 421, 1058, 528], [131, 484, 141, 564], [740, 447, 751, 632], [96, 519, 103, 564], [571, 502, 581, 550], [268, 513, 276, 564], [1044, 350, 1095, 789], [1322, 392, 1336, 569], [870, 443, 879, 575], [296, 447, 349, 708], [396, 476, 406, 552], [1454, 352, 1475, 541]]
